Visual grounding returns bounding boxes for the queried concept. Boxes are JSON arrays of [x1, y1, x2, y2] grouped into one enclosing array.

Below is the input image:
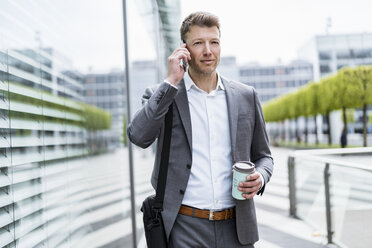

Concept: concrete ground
[[85, 146, 336, 248], [136, 146, 332, 248]]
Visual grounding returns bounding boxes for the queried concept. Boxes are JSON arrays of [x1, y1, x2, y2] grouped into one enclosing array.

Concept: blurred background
[[0, 0, 371, 247]]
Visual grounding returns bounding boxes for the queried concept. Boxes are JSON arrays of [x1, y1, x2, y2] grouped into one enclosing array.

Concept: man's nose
[[203, 42, 212, 55]]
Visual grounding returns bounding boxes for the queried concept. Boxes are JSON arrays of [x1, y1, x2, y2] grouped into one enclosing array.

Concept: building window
[[87, 77, 95, 83], [275, 68, 284, 75], [276, 81, 285, 88], [286, 81, 295, 87], [320, 65, 331, 73], [354, 49, 372, 59], [337, 50, 352, 59], [319, 51, 331, 60]]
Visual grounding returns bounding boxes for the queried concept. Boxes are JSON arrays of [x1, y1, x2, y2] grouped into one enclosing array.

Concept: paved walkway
[[133, 146, 331, 248], [89, 146, 333, 247]]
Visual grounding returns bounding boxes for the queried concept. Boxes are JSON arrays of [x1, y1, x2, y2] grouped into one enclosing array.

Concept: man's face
[[184, 25, 220, 75]]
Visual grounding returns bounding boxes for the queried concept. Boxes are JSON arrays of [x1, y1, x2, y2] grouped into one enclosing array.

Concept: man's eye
[[194, 42, 202, 45], [212, 41, 219, 45]]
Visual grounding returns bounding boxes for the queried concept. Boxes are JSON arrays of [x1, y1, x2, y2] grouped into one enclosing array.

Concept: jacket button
[[179, 189, 185, 195], [186, 164, 191, 169]]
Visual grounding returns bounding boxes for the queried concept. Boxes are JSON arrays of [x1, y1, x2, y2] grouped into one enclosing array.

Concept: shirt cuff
[[164, 80, 178, 89], [258, 172, 265, 190]]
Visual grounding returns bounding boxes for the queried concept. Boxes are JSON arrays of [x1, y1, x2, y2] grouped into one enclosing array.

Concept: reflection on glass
[[0, 1, 130, 247], [330, 166, 372, 248], [295, 160, 327, 234]]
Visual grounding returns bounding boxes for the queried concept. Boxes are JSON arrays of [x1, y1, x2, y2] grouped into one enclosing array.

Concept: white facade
[[298, 33, 372, 81], [239, 60, 313, 103]]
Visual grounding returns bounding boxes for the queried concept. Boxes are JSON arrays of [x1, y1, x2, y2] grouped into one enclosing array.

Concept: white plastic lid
[[233, 161, 255, 173]]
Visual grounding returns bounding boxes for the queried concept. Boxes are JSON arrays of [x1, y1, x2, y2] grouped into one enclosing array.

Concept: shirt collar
[[184, 70, 225, 92]]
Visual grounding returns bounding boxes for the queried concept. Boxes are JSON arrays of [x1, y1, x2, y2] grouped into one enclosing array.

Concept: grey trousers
[[169, 214, 255, 248]]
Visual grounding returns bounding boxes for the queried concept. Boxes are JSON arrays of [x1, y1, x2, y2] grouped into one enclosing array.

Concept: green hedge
[[82, 104, 111, 130], [7, 81, 83, 114], [2, 82, 111, 130]]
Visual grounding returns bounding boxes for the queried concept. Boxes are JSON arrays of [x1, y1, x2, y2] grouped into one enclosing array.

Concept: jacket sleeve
[[127, 82, 178, 148], [250, 89, 274, 195]]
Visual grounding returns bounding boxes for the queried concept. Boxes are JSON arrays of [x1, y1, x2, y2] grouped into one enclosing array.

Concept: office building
[[298, 33, 372, 81], [84, 71, 126, 149], [218, 56, 240, 81], [239, 60, 313, 103]]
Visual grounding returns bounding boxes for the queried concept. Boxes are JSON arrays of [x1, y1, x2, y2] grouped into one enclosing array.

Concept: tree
[[337, 68, 361, 146], [304, 82, 320, 145], [122, 114, 128, 146], [283, 93, 296, 141], [262, 66, 372, 148], [83, 104, 111, 130], [318, 76, 339, 145], [340, 66, 372, 146], [295, 87, 309, 144]]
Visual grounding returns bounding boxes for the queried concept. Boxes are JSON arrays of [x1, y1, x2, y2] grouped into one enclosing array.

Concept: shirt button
[[186, 164, 191, 169], [179, 189, 185, 195]]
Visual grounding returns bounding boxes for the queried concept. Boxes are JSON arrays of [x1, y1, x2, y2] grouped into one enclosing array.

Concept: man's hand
[[165, 44, 191, 86], [237, 172, 262, 199]]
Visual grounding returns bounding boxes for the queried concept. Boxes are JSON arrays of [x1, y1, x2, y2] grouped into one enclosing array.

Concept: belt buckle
[[209, 210, 214, 220]]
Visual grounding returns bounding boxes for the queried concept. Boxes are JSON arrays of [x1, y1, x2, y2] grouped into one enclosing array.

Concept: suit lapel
[[174, 79, 192, 151], [222, 77, 238, 162]]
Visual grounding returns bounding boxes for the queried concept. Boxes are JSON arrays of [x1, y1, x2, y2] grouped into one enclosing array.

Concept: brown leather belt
[[179, 205, 235, 221]]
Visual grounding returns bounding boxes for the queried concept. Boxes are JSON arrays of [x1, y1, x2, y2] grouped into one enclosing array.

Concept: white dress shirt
[[180, 71, 235, 210], [165, 71, 264, 210]]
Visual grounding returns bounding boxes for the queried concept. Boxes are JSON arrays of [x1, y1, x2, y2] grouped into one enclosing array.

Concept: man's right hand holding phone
[[165, 43, 191, 86]]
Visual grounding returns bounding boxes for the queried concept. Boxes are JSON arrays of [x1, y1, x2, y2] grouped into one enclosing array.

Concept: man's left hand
[[237, 172, 262, 199]]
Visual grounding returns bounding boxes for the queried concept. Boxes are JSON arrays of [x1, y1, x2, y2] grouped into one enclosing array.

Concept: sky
[[181, 0, 372, 65], [53, 0, 372, 73]]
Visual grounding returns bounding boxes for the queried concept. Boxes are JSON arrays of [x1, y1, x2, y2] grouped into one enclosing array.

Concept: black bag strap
[[153, 103, 173, 210]]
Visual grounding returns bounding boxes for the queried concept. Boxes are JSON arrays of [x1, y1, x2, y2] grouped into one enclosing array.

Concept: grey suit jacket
[[127, 76, 274, 245]]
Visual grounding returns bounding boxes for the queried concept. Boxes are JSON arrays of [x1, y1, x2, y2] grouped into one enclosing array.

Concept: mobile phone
[[179, 40, 188, 71]]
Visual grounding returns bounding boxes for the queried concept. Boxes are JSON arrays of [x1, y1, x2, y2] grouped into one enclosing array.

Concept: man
[[128, 11, 273, 248]]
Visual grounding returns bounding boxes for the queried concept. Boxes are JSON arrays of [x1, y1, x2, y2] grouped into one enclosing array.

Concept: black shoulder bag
[[141, 103, 173, 248]]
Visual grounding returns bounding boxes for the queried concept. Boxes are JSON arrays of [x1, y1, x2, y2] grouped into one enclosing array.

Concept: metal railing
[[288, 147, 372, 248]]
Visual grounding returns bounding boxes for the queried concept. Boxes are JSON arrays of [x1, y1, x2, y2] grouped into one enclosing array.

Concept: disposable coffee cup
[[232, 161, 255, 200]]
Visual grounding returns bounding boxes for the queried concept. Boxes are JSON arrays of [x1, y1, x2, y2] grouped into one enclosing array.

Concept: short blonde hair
[[180, 11, 220, 41]]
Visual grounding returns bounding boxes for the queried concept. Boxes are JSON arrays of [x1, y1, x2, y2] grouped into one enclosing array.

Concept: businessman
[[128, 11, 273, 248]]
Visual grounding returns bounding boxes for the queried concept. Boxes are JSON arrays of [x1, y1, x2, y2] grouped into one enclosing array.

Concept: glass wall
[[0, 0, 183, 246], [329, 165, 372, 248], [295, 160, 327, 234], [0, 1, 132, 247], [290, 152, 372, 248]]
